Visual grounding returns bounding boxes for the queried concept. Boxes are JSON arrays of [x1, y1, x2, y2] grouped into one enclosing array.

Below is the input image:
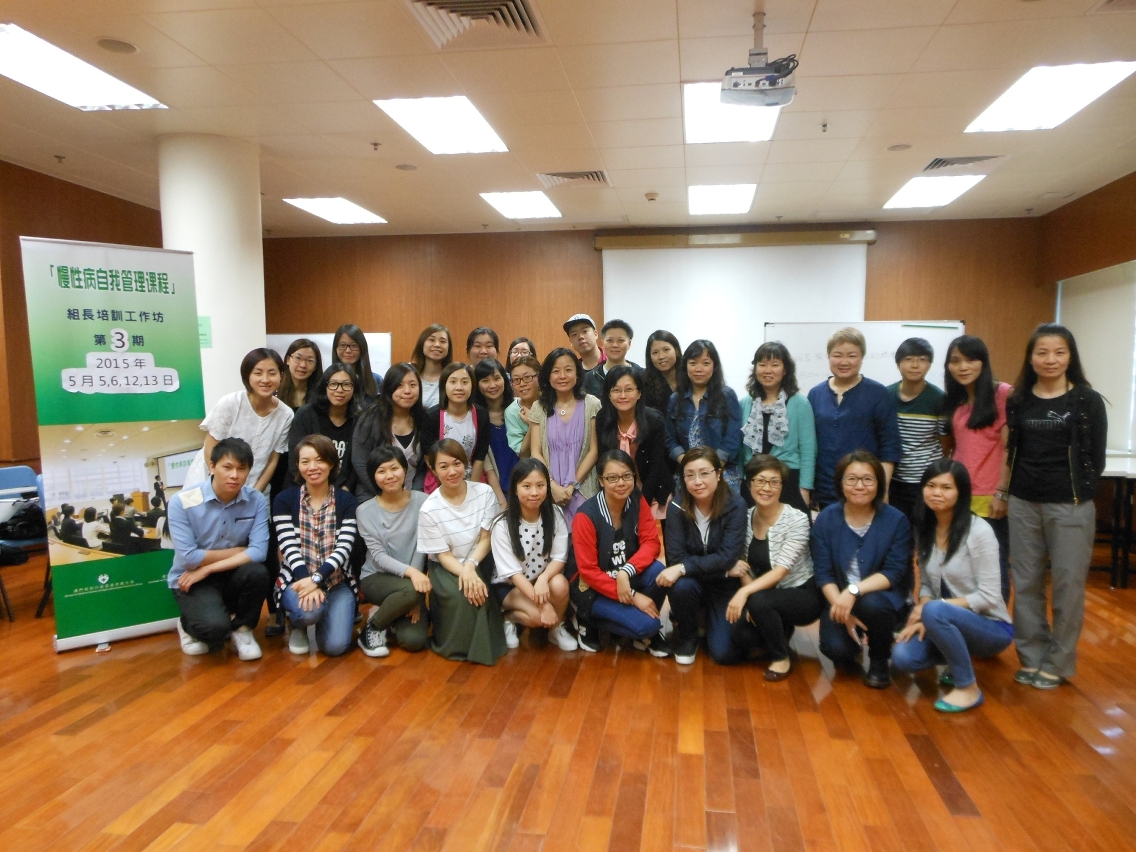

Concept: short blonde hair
[[827, 327, 866, 356]]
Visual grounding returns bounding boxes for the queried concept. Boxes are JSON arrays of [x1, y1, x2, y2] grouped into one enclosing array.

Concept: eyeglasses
[[511, 374, 537, 385], [601, 472, 635, 484], [289, 356, 316, 366], [683, 470, 719, 482], [842, 475, 877, 487], [327, 381, 354, 391], [751, 477, 782, 490], [336, 343, 360, 353]]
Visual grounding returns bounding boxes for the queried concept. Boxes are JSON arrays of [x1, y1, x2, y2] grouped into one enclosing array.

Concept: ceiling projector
[[721, 47, 798, 107]]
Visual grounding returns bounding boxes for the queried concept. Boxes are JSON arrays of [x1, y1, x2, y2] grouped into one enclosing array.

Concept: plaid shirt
[[299, 489, 341, 588]]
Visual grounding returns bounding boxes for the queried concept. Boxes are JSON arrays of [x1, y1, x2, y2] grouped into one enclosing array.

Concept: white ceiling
[[1, 0, 1134, 236]]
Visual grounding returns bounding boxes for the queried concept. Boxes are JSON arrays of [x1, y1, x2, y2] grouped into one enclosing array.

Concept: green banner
[[20, 237, 206, 648]]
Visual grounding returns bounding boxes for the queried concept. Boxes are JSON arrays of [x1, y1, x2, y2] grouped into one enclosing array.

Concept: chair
[[36, 474, 52, 618], [0, 465, 46, 621]]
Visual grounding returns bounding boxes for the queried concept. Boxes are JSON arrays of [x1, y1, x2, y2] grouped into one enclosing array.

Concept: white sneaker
[[503, 620, 520, 650], [176, 619, 208, 656], [288, 626, 310, 655], [550, 623, 578, 651], [231, 628, 263, 661]]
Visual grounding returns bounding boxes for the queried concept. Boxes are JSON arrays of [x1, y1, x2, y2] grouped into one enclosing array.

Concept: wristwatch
[[310, 572, 323, 587], [847, 583, 860, 597]]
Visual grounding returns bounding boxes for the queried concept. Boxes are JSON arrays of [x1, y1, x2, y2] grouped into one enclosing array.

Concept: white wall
[[602, 244, 867, 392]]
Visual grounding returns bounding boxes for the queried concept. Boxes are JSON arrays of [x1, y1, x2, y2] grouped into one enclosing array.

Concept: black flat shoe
[[864, 662, 891, 689], [1031, 671, 1065, 690], [764, 661, 792, 682]]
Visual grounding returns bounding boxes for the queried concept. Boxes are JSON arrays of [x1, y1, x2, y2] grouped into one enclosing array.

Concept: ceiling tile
[[600, 145, 685, 170], [863, 107, 975, 139], [588, 118, 683, 148], [538, 0, 678, 45], [766, 137, 859, 162], [773, 110, 877, 140], [511, 149, 607, 174], [129, 65, 258, 109], [266, 1, 434, 59], [557, 41, 681, 90], [505, 123, 597, 153], [799, 28, 938, 76], [684, 141, 769, 166], [476, 89, 588, 128], [440, 49, 573, 95], [328, 55, 462, 99], [788, 74, 905, 111], [685, 163, 762, 184], [606, 167, 687, 187], [575, 84, 681, 122], [759, 160, 845, 183], [945, 0, 1099, 25], [809, 0, 956, 31], [143, 8, 319, 64], [219, 62, 363, 104], [677, 0, 755, 40]]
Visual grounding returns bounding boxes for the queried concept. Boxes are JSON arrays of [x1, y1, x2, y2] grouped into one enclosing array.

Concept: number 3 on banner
[[110, 328, 129, 352]]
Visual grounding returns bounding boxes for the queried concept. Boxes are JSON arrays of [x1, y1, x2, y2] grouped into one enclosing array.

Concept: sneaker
[[503, 620, 520, 650], [672, 635, 698, 665], [550, 623, 578, 651], [357, 622, 390, 658], [863, 660, 891, 689], [647, 631, 672, 659], [575, 619, 602, 653], [231, 628, 262, 661], [288, 626, 310, 655], [176, 619, 209, 656]]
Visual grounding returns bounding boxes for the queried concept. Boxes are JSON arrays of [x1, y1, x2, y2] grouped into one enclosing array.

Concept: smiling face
[[841, 461, 878, 507], [335, 334, 361, 365], [325, 370, 354, 408], [922, 471, 959, 514], [248, 358, 282, 399], [468, 334, 498, 364], [288, 347, 317, 382], [683, 456, 720, 504], [373, 458, 407, 495], [297, 445, 332, 489], [1031, 334, 1071, 383], [478, 369, 505, 403], [599, 460, 635, 502], [754, 358, 785, 395], [687, 350, 714, 389], [549, 355, 577, 395], [748, 467, 784, 508], [445, 369, 472, 405], [898, 355, 932, 385], [391, 372, 420, 411], [609, 374, 641, 414], [423, 331, 449, 363], [509, 341, 533, 364], [433, 452, 467, 490], [510, 364, 539, 403], [650, 340, 676, 374], [602, 328, 631, 364], [515, 469, 548, 515], [828, 344, 863, 381], [947, 348, 982, 388]]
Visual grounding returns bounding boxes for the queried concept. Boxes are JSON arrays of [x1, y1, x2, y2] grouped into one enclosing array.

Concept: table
[[1103, 455, 1136, 588]]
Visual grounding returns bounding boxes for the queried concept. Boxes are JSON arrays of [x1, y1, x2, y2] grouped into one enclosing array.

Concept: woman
[[279, 338, 323, 410], [81, 507, 109, 549], [352, 363, 427, 498], [725, 455, 823, 680], [466, 327, 499, 364], [272, 434, 360, 657], [490, 459, 577, 651], [807, 328, 902, 510], [738, 342, 816, 514], [356, 446, 430, 657], [528, 348, 601, 527], [812, 450, 912, 689], [412, 324, 453, 409], [942, 335, 1013, 601], [183, 348, 293, 491], [505, 356, 541, 458], [287, 362, 360, 493], [417, 439, 506, 665], [643, 330, 681, 415], [658, 447, 748, 665], [474, 358, 519, 506], [665, 339, 743, 494], [595, 365, 673, 514], [332, 324, 381, 403], [570, 450, 668, 655], [506, 337, 538, 370], [421, 363, 491, 486], [892, 460, 1012, 711], [1006, 324, 1107, 689]]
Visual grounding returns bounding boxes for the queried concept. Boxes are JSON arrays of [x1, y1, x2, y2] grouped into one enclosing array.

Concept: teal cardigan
[[737, 392, 817, 489]]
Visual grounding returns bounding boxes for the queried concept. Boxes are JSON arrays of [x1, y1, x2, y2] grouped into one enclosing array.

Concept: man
[[143, 496, 166, 528], [887, 337, 946, 519], [583, 319, 641, 397], [563, 313, 604, 372], [166, 437, 272, 661], [466, 327, 499, 364]]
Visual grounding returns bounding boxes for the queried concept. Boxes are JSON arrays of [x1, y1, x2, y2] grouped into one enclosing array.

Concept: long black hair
[[943, 335, 999, 430], [332, 324, 378, 398], [312, 361, 360, 417], [494, 457, 557, 562], [1010, 323, 1092, 407], [472, 358, 514, 409], [538, 348, 585, 415], [279, 338, 323, 408], [675, 339, 728, 428], [746, 341, 799, 399], [596, 365, 654, 452], [912, 458, 974, 567], [642, 329, 681, 408], [354, 362, 425, 449]]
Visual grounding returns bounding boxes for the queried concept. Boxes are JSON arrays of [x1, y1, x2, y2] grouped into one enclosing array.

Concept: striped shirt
[[272, 485, 358, 603], [888, 382, 946, 484], [417, 481, 499, 562]]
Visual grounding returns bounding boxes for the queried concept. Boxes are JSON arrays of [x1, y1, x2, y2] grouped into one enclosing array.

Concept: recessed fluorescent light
[[0, 23, 166, 110], [480, 191, 561, 219], [688, 184, 757, 215], [283, 197, 387, 224], [683, 82, 781, 144], [883, 175, 985, 209], [966, 62, 1136, 132], [374, 96, 507, 154]]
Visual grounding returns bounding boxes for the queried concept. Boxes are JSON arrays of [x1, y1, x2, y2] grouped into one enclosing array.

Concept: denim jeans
[[589, 561, 668, 641], [891, 599, 1014, 687], [281, 582, 357, 657]]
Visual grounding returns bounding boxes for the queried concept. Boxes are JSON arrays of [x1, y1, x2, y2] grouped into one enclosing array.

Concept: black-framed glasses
[[601, 472, 635, 484], [327, 381, 355, 391]]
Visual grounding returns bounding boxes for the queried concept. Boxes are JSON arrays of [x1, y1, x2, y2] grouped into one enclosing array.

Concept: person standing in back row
[[564, 314, 605, 372], [887, 338, 946, 520], [583, 319, 640, 397]]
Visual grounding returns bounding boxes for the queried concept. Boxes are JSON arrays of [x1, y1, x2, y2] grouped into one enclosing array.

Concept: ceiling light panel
[[683, 82, 781, 144], [480, 191, 561, 219], [966, 62, 1136, 133], [883, 175, 985, 209], [0, 23, 166, 110], [374, 95, 508, 154], [284, 197, 387, 224], [688, 184, 757, 215]]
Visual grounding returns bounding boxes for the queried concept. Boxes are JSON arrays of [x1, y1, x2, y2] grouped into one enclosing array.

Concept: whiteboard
[[266, 332, 392, 381], [764, 321, 965, 393], [1057, 260, 1135, 453], [602, 244, 867, 391]]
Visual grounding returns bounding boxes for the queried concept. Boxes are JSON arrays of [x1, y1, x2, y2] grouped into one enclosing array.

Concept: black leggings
[[731, 582, 824, 661]]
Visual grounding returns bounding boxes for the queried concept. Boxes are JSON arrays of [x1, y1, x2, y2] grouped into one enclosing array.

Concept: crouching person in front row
[[167, 437, 272, 660]]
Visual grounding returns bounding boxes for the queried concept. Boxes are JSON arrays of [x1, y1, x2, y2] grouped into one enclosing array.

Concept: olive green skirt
[[427, 561, 506, 666]]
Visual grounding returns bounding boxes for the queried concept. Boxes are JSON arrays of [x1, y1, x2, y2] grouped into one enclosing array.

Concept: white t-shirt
[[846, 520, 872, 585], [443, 410, 476, 477], [491, 507, 568, 583], [421, 379, 440, 409], [417, 481, 498, 562], [184, 391, 293, 488], [81, 520, 109, 548], [694, 508, 711, 546]]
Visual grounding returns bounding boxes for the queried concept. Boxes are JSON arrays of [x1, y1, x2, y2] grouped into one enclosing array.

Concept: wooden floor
[[3, 554, 1136, 852]]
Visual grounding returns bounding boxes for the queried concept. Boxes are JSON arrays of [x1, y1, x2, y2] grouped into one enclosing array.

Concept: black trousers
[[817, 590, 902, 666], [887, 478, 922, 523], [731, 582, 824, 661], [173, 562, 271, 650]]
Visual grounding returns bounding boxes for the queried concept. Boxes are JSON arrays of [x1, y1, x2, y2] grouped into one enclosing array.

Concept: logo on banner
[[98, 574, 109, 585]]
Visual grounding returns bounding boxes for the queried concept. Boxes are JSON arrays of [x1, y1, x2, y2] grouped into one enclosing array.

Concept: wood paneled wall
[[1039, 170, 1136, 286], [0, 161, 162, 466], [263, 231, 602, 368]]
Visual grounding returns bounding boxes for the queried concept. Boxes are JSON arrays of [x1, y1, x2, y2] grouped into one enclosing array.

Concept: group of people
[[55, 491, 166, 553], [165, 316, 1107, 714]]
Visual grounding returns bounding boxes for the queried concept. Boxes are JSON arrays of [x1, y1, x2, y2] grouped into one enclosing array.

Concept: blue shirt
[[807, 376, 902, 503], [166, 477, 269, 588]]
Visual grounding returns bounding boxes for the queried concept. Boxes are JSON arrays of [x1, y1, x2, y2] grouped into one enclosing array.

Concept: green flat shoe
[[934, 692, 984, 713]]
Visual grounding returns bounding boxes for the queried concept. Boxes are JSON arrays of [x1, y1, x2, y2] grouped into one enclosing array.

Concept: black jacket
[[597, 407, 674, 506], [663, 493, 748, 579]]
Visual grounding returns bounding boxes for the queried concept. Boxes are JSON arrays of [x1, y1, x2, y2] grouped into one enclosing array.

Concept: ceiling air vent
[[536, 170, 611, 189], [1089, 0, 1136, 13], [924, 156, 1002, 171], [408, 0, 546, 49]]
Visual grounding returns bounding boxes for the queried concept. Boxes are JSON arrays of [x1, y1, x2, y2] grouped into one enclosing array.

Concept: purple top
[[547, 400, 586, 526]]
